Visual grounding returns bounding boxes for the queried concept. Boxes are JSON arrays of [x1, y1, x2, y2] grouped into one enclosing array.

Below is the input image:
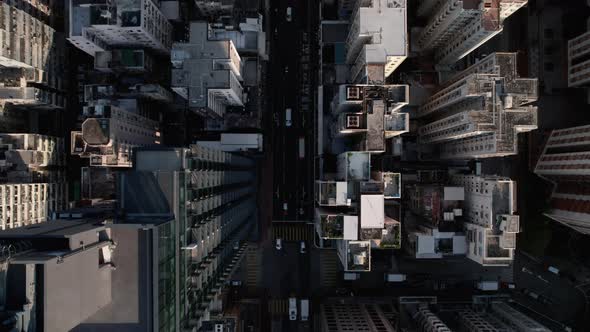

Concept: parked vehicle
[[289, 297, 297, 320], [286, 7, 292, 22], [298, 137, 305, 159], [385, 273, 406, 282], [300, 299, 309, 321], [300, 241, 306, 254], [476, 281, 499, 291], [344, 273, 360, 281], [285, 108, 292, 127], [276, 238, 282, 250]]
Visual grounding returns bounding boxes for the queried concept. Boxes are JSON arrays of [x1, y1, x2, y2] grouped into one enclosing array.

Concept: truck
[[288, 297, 297, 320], [298, 137, 305, 159], [343, 272, 360, 281], [300, 299, 309, 321], [476, 281, 499, 291]]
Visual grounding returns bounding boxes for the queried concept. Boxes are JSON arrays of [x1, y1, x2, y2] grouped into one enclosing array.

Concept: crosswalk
[[320, 249, 340, 288], [268, 299, 288, 315], [245, 243, 261, 289], [271, 223, 314, 242]]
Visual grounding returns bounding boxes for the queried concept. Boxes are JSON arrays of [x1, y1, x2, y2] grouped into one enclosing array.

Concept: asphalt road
[[269, 0, 315, 222], [262, 240, 312, 331]]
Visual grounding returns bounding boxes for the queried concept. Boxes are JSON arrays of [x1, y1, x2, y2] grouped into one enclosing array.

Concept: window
[[544, 63, 554, 72], [544, 29, 554, 39]]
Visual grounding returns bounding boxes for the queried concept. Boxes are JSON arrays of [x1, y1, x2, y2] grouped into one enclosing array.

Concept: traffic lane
[[514, 252, 586, 325]]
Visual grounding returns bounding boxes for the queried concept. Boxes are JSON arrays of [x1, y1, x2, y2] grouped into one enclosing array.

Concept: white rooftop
[[360, 194, 385, 228]]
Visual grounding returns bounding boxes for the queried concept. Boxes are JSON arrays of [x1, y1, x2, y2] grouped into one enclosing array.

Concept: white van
[[286, 7, 292, 22], [285, 108, 292, 127], [300, 299, 309, 321], [289, 297, 297, 320], [275, 238, 282, 250], [300, 241, 306, 254]]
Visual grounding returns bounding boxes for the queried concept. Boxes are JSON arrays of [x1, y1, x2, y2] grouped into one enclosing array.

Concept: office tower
[[417, 0, 528, 66], [0, 2, 66, 110], [117, 145, 256, 330], [534, 124, 590, 234], [417, 53, 538, 160], [568, 29, 590, 87], [172, 22, 244, 119], [0, 134, 67, 230], [345, 0, 408, 83]]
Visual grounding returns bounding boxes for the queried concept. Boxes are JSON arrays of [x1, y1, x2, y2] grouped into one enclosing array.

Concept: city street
[[268, 0, 315, 222]]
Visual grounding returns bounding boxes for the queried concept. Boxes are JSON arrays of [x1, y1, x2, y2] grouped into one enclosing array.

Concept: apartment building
[[400, 298, 550, 332], [567, 30, 590, 87], [332, 84, 409, 152], [345, 0, 408, 83], [172, 22, 244, 118], [451, 174, 519, 266], [68, 0, 173, 56], [319, 298, 398, 332], [534, 124, 590, 234], [117, 145, 256, 331], [71, 100, 161, 167], [417, 0, 528, 66], [315, 151, 402, 272], [0, 134, 67, 230], [0, 2, 66, 109], [417, 53, 538, 160], [194, 0, 235, 20]]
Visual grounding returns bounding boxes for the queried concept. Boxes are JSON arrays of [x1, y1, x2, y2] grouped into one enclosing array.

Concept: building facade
[[0, 2, 66, 110], [417, 53, 538, 160], [118, 145, 257, 330], [534, 124, 590, 234], [68, 0, 173, 56], [417, 0, 528, 66], [567, 30, 590, 87], [0, 134, 67, 230]]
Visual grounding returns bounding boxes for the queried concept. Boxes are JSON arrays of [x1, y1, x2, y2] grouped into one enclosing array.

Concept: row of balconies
[[189, 144, 254, 168], [188, 170, 254, 189]]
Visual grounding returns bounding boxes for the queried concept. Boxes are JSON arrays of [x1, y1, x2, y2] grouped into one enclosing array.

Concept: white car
[[286, 7, 292, 22], [275, 238, 282, 250]]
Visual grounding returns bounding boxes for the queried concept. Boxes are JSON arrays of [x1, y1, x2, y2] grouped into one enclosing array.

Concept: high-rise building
[[0, 2, 66, 110], [315, 85, 408, 273], [194, 0, 235, 20], [0, 134, 67, 230], [417, 0, 528, 66], [451, 174, 519, 266], [534, 124, 590, 234], [567, 30, 590, 87], [318, 298, 399, 332], [345, 0, 408, 83], [417, 53, 538, 160], [0, 144, 255, 332], [0, 219, 115, 331], [172, 22, 244, 119], [400, 298, 550, 332], [67, 0, 173, 56], [117, 145, 256, 330], [332, 84, 409, 152], [70, 97, 162, 167]]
